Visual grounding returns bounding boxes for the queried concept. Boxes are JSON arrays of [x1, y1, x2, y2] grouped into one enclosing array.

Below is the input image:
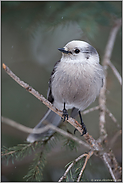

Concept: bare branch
[[103, 152, 121, 181], [99, 18, 121, 138], [58, 151, 93, 182], [98, 18, 122, 181], [82, 106, 99, 115], [106, 108, 120, 128], [109, 130, 122, 148], [102, 19, 121, 66], [2, 116, 90, 149], [77, 151, 93, 182], [108, 60, 122, 85]]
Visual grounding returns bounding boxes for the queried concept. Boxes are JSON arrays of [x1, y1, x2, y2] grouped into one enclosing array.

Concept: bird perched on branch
[[27, 40, 104, 143]]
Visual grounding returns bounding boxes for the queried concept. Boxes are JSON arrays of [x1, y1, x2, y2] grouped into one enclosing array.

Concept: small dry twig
[[82, 106, 100, 115], [109, 130, 122, 148], [108, 60, 122, 85], [106, 108, 120, 128], [58, 151, 93, 182], [77, 151, 93, 182]]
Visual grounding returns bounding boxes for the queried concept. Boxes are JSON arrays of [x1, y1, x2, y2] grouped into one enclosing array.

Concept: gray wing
[[47, 60, 61, 103], [27, 60, 62, 143]]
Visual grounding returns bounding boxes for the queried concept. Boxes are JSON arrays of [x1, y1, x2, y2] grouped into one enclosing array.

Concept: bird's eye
[[74, 49, 80, 54]]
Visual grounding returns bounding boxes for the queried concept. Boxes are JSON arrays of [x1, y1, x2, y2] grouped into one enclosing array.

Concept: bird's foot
[[74, 124, 87, 136], [62, 108, 68, 121], [81, 123, 87, 136]]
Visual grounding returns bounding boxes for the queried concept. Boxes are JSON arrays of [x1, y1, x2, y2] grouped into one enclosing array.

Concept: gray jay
[[27, 40, 104, 143]]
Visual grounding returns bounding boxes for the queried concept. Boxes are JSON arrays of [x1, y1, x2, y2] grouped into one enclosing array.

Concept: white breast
[[51, 61, 103, 111]]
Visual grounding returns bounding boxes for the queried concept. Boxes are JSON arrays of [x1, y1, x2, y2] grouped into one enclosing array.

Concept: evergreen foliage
[[66, 159, 85, 181], [2, 141, 43, 165], [2, 130, 82, 181], [63, 137, 79, 152], [2, 1, 121, 39], [23, 151, 46, 181]]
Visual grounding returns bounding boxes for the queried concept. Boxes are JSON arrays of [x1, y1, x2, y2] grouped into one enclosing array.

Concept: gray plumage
[[27, 40, 104, 143]]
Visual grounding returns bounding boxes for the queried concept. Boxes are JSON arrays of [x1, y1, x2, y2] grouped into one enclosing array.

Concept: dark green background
[[2, 1, 121, 181]]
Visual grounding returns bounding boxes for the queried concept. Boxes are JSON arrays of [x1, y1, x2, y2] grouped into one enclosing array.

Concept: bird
[[27, 40, 104, 143]]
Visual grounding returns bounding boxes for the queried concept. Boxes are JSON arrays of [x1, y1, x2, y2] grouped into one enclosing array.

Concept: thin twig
[[82, 106, 119, 128], [2, 116, 90, 149], [77, 151, 93, 182], [108, 60, 122, 85], [109, 130, 122, 148], [102, 152, 122, 182], [58, 151, 93, 182], [103, 153, 116, 181], [82, 106, 100, 115], [106, 108, 117, 123], [106, 108, 120, 128]]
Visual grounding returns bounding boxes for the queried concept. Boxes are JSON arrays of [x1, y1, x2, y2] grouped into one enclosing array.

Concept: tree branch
[[77, 151, 93, 182], [98, 18, 122, 181], [108, 60, 122, 85], [2, 116, 90, 149], [102, 152, 121, 182], [58, 151, 93, 182], [99, 18, 121, 138]]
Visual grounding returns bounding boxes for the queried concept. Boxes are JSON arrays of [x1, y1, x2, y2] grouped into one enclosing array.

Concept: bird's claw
[[74, 128, 78, 134], [81, 123, 87, 136], [74, 124, 87, 136], [62, 108, 68, 121]]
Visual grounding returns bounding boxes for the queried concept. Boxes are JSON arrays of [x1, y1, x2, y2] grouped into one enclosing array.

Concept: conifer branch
[[58, 151, 93, 182]]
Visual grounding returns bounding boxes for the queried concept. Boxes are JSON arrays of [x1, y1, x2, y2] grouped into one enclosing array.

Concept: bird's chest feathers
[[52, 62, 95, 96], [54, 62, 94, 85]]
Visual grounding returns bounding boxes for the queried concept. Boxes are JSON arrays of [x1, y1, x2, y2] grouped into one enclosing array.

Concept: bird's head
[[58, 40, 99, 64]]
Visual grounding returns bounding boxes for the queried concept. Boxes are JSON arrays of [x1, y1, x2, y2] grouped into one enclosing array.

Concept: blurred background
[[1, 1, 121, 181]]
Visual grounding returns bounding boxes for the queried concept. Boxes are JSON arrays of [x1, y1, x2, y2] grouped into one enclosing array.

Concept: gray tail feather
[[27, 108, 79, 143], [27, 109, 62, 142]]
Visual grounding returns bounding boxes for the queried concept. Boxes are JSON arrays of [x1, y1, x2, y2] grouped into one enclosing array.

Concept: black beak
[[58, 48, 71, 54]]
